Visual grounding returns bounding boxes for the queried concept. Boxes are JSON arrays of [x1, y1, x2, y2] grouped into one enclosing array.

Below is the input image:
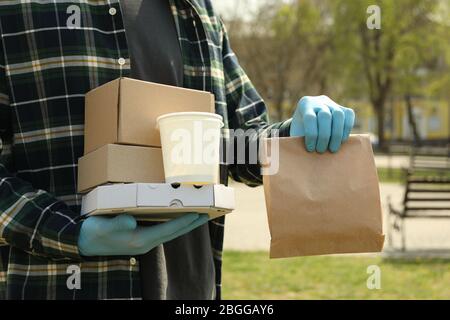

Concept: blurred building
[[353, 97, 449, 143]]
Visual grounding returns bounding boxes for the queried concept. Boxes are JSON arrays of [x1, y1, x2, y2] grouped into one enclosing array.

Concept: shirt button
[[118, 57, 126, 66], [109, 7, 117, 16], [130, 257, 137, 266]]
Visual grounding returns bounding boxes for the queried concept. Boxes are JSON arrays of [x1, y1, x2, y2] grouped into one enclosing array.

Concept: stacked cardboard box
[[81, 183, 236, 221], [77, 77, 215, 193], [78, 78, 234, 221], [77, 78, 235, 220]]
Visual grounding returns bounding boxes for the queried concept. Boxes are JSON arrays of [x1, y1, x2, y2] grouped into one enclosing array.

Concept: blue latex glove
[[78, 213, 208, 256], [290, 95, 355, 153]]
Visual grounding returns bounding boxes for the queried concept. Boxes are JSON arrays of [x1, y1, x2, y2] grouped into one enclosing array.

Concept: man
[[0, 0, 355, 300]]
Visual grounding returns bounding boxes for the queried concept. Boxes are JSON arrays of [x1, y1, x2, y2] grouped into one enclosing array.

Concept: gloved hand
[[290, 95, 355, 153], [78, 213, 208, 256]]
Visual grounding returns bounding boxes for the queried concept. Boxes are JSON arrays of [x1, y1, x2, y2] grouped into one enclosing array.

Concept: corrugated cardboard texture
[[77, 144, 165, 193], [84, 77, 215, 154], [84, 78, 120, 154], [263, 135, 385, 258]]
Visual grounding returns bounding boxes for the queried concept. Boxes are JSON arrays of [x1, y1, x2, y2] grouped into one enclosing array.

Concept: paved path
[[374, 155, 410, 169], [223, 181, 450, 252]]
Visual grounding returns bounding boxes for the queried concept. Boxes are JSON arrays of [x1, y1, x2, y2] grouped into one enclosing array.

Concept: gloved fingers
[[299, 98, 318, 152], [158, 214, 209, 245], [104, 214, 137, 233], [303, 112, 318, 152], [289, 101, 305, 137], [137, 213, 200, 244], [328, 105, 345, 153], [315, 106, 332, 153], [319, 95, 341, 109], [342, 107, 355, 142]]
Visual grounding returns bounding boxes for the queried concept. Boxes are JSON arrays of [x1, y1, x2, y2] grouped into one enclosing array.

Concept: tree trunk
[[376, 111, 386, 150], [375, 102, 387, 151], [404, 94, 421, 146]]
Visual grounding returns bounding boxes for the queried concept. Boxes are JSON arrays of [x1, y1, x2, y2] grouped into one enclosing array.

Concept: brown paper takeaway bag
[[262, 135, 385, 258]]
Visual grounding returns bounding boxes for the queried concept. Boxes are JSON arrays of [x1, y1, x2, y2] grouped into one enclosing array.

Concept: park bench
[[387, 148, 450, 251]]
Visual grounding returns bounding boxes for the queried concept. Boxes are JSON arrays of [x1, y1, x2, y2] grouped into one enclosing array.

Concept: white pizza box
[[81, 183, 235, 221]]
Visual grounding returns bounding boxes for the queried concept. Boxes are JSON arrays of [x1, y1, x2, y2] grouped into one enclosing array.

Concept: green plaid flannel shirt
[[0, 0, 291, 300]]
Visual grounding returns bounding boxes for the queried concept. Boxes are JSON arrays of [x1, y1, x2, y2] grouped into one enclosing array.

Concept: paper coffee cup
[[156, 112, 224, 185]]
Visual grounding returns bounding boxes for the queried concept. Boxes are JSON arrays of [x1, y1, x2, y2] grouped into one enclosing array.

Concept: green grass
[[222, 251, 450, 300], [377, 167, 450, 183], [377, 168, 407, 183]]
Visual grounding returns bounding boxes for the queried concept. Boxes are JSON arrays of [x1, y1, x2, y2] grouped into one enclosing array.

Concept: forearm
[[0, 165, 83, 261], [227, 118, 292, 187]]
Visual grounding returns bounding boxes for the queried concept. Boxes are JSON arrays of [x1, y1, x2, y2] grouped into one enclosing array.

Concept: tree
[[224, 0, 448, 146], [226, 0, 334, 121], [332, 0, 442, 149]]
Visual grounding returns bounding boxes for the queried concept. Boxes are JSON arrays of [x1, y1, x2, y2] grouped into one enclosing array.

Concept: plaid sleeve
[[220, 19, 292, 187], [0, 42, 82, 262]]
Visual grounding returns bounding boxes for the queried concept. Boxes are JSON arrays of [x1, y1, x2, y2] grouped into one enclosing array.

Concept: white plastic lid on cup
[[156, 112, 224, 185], [156, 112, 224, 128]]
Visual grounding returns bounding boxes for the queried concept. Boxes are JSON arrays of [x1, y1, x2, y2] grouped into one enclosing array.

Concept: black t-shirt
[[120, 0, 216, 300], [122, 0, 183, 86]]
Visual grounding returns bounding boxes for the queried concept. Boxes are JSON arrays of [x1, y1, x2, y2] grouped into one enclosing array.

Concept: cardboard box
[[84, 77, 215, 154], [77, 144, 165, 193], [81, 183, 235, 221]]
